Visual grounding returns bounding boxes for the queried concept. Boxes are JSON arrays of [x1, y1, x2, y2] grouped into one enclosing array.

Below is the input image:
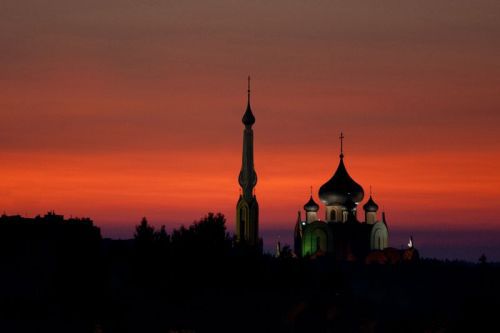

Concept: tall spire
[[236, 77, 259, 247], [239, 77, 257, 198], [339, 132, 344, 158]]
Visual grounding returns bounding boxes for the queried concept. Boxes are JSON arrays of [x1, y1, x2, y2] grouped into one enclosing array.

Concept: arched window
[[239, 207, 246, 240], [330, 210, 336, 222], [313, 229, 327, 253]]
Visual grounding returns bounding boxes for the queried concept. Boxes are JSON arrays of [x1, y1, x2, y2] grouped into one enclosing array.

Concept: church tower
[[303, 187, 319, 223], [363, 187, 379, 224], [236, 77, 259, 247], [319, 133, 364, 222]]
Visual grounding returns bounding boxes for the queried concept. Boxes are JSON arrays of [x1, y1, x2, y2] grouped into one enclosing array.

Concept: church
[[293, 134, 389, 260], [235, 78, 391, 260]]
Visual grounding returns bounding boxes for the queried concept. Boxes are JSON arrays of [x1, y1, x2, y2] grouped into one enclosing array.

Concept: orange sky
[[1, 1, 500, 257]]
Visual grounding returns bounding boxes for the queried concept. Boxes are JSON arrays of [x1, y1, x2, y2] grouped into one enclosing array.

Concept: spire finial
[[370, 185, 372, 197], [247, 75, 251, 105], [310, 186, 313, 197], [339, 132, 344, 158], [242, 76, 255, 126]]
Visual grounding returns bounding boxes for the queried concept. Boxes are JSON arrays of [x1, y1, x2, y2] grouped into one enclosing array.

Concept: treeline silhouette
[[0, 212, 499, 333], [134, 213, 231, 259]]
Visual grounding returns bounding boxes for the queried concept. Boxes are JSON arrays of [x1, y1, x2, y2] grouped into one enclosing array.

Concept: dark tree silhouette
[[155, 225, 169, 243], [1, 211, 500, 333], [154, 224, 170, 257], [171, 212, 231, 258], [134, 217, 155, 242], [134, 217, 155, 246]]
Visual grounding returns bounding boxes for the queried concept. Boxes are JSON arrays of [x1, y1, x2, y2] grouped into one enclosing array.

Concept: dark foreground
[[1, 242, 499, 333], [0, 213, 499, 333]]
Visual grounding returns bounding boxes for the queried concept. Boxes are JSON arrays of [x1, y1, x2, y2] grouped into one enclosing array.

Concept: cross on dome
[[339, 132, 344, 158], [247, 76, 251, 104]]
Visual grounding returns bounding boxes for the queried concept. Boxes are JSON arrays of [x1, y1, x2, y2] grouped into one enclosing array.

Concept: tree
[[134, 217, 155, 245], [154, 224, 170, 257], [171, 212, 231, 258], [155, 225, 169, 243]]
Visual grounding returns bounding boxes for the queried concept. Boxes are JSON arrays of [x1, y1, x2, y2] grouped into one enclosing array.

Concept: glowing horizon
[[1, 1, 500, 259]]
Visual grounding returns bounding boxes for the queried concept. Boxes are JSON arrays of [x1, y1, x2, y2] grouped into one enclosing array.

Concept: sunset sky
[[1, 1, 499, 260]]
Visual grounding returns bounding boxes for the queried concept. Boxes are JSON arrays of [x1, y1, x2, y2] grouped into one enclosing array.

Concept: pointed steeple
[[238, 76, 258, 200], [275, 240, 281, 257], [294, 210, 303, 256], [236, 77, 259, 247]]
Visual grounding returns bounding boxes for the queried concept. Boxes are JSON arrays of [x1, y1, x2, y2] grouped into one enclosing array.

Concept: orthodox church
[[234, 78, 394, 260], [294, 134, 389, 260]]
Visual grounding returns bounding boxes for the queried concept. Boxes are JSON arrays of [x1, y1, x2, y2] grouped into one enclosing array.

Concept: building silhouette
[[236, 77, 260, 247], [0, 211, 101, 241], [294, 134, 390, 260]]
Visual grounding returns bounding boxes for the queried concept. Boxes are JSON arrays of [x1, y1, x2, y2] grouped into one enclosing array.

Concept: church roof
[[303, 195, 319, 212], [319, 157, 364, 205], [363, 195, 379, 212]]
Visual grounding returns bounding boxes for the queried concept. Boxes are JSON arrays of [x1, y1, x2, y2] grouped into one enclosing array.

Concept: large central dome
[[319, 157, 364, 205]]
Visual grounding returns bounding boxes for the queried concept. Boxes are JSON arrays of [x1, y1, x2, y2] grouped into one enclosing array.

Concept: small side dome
[[363, 195, 379, 212], [304, 196, 319, 212]]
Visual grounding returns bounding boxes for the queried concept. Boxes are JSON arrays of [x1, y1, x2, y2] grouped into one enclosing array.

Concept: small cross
[[247, 75, 251, 102], [339, 132, 344, 156], [310, 186, 313, 196]]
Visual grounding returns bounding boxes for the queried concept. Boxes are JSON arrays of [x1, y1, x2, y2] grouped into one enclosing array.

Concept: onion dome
[[363, 195, 379, 212], [319, 133, 364, 205], [319, 157, 364, 205], [242, 76, 255, 127], [303, 195, 319, 212], [242, 103, 255, 126]]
